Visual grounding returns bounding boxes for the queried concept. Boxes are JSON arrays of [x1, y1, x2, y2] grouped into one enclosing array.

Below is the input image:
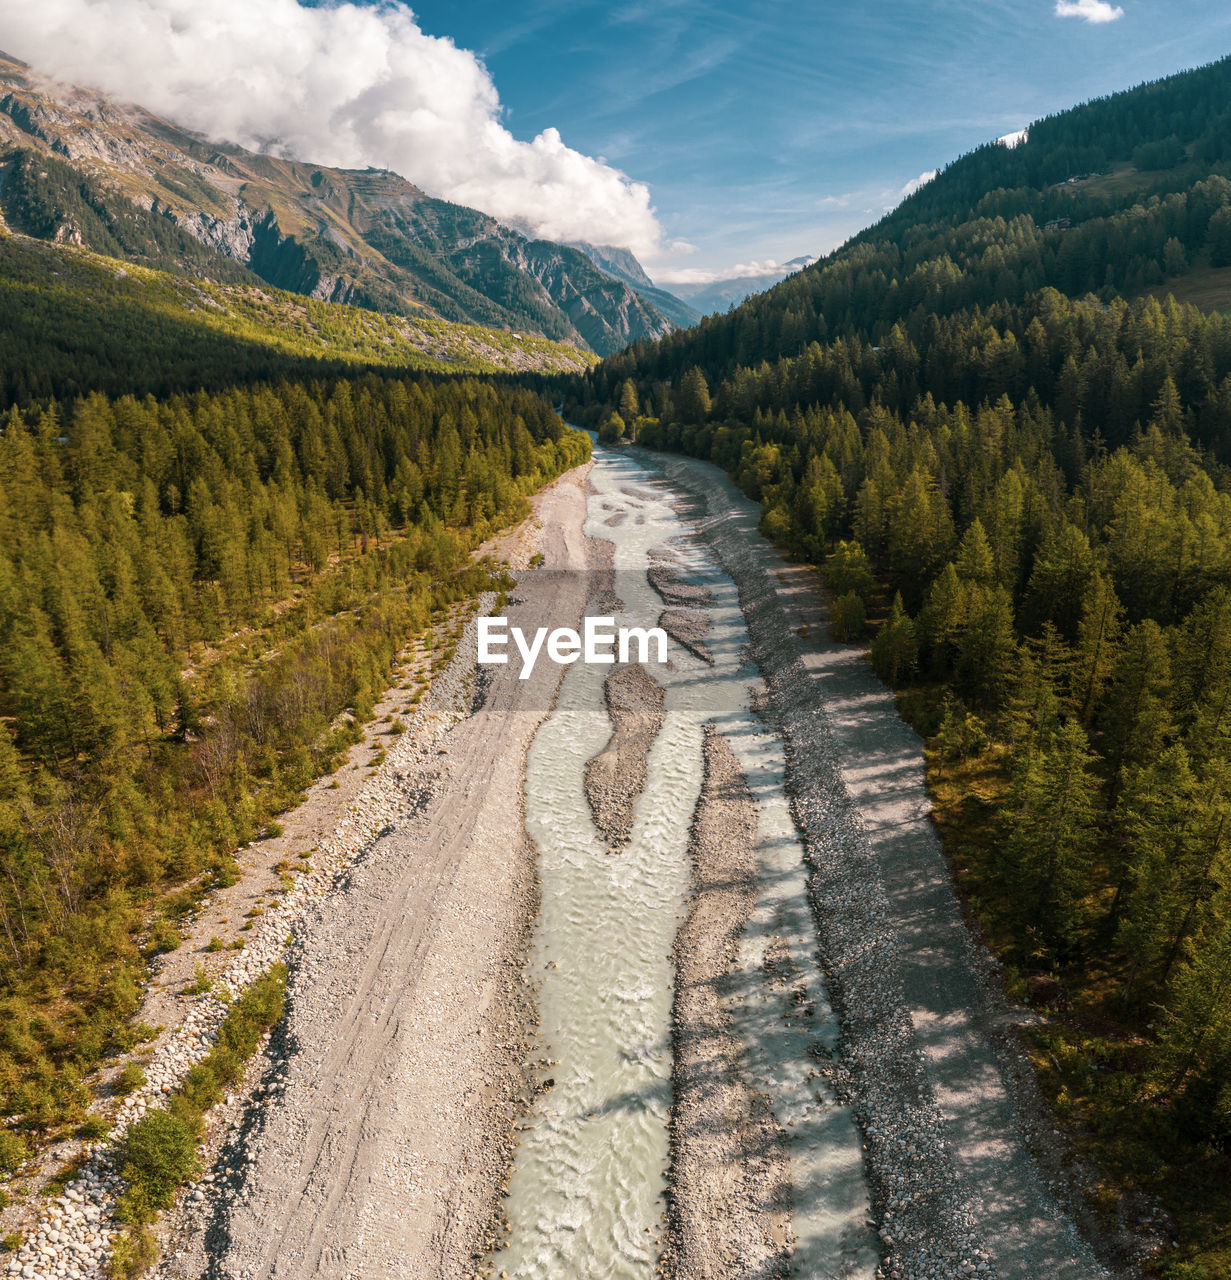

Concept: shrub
[[144, 919, 182, 956], [0, 1130, 27, 1175], [263, 821, 283, 839], [107, 1225, 156, 1278], [185, 966, 213, 996], [830, 591, 868, 641], [214, 864, 239, 889], [114, 1110, 200, 1222], [205, 937, 225, 953], [114, 1063, 146, 1097], [77, 1114, 111, 1141]]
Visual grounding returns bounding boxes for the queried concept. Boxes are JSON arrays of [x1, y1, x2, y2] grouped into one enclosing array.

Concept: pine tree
[[675, 367, 711, 424], [954, 517, 995, 587], [1071, 573, 1123, 724], [918, 563, 967, 676], [1022, 523, 1096, 639], [1000, 719, 1100, 952], [1099, 619, 1173, 783], [885, 466, 956, 593], [617, 379, 639, 423], [870, 592, 918, 684], [956, 585, 1017, 712], [1155, 915, 1231, 1136], [1118, 754, 1231, 993]]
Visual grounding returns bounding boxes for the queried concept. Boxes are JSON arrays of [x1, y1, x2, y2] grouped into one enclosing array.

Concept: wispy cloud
[[1054, 0, 1124, 25], [653, 256, 815, 286]]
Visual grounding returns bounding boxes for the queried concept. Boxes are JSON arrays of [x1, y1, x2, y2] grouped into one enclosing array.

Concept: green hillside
[[0, 227, 592, 406], [573, 54, 1231, 1279]]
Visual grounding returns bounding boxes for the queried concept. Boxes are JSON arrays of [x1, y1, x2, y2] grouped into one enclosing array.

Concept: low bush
[[77, 1115, 111, 1141], [113, 1064, 146, 1097], [114, 1110, 200, 1222], [0, 1130, 28, 1175], [113, 965, 286, 1242]]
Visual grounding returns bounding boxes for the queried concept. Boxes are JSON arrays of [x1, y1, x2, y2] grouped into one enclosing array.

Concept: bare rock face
[[177, 209, 259, 261]]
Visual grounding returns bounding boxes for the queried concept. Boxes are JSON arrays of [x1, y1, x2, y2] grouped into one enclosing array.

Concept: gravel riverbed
[[663, 725, 792, 1280]]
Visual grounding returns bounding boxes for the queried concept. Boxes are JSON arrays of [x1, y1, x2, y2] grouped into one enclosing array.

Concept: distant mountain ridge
[[570, 240, 702, 330], [0, 51, 678, 355], [665, 256, 816, 316]]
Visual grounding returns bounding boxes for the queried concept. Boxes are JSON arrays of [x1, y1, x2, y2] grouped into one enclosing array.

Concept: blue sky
[[406, 0, 1231, 281]]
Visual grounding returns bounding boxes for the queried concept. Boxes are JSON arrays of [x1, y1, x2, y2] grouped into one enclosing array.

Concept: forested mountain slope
[[0, 52, 673, 356], [573, 53, 1231, 1279], [597, 54, 1231, 388], [0, 227, 592, 406]]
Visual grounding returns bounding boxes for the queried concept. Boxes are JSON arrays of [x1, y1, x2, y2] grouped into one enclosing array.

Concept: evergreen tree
[[871, 592, 919, 684], [675, 367, 711, 424], [1000, 720, 1100, 951]]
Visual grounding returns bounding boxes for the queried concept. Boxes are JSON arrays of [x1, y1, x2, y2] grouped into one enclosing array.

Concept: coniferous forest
[[571, 54, 1231, 1275], [0, 355, 587, 1168]]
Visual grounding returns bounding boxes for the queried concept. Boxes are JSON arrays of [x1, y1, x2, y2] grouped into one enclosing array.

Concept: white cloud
[[0, 0, 664, 256], [1054, 0, 1124, 24], [899, 169, 938, 198], [654, 257, 815, 286], [997, 128, 1029, 148]]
